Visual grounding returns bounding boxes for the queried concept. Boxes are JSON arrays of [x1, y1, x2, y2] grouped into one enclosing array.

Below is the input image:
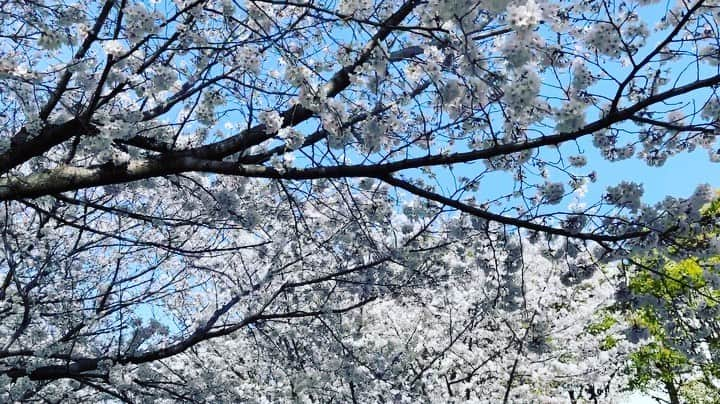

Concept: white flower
[[221, 0, 234, 16], [568, 155, 587, 167], [541, 182, 565, 204], [38, 30, 64, 50], [151, 65, 176, 91], [260, 110, 283, 134], [103, 40, 127, 57], [360, 117, 385, 152], [270, 153, 294, 171], [585, 23, 623, 57], [196, 90, 225, 125], [338, 0, 373, 18], [701, 97, 720, 120], [236, 46, 263, 74], [503, 64, 541, 109], [689, 184, 713, 211], [556, 99, 587, 133], [439, 79, 463, 103], [592, 131, 615, 150], [495, 32, 544, 68], [605, 181, 643, 212], [571, 58, 594, 90], [506, 0, 542, 32], [278, 127, 305, 150], [124, 3, 158, 41]]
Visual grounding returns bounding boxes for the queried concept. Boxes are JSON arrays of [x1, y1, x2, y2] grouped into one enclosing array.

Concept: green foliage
[[702, 197, 720, 218], [586, 315, 620, 351], [630, 258, 705, 297], [587, 314, 617, 336], [620, 194, 720, 403]]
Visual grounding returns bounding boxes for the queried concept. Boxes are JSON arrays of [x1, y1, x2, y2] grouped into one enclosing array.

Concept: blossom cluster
[[702, 97, 720, 121], [585, 23, 624, 57], [506, 0, 542, 32], [359, 117, 387, 152], [260, 110, 283, 135], [605, 181, 644, 212], [496, 32, 545, 68], [568, 155, 587, 167], [196, 90, 226, 125], [503, 65, 541, 110], [278, 127, 305, 150], [150, 65, 176, 91], [37, 29, 65, 50], [541, 181, 565, 204], [234, 46, 264, 75], [338, 0, 374, 18], [571, 58, 594, 91], [555, 98, 587, 133], [124, 3, 159, 41], [103, 40, 127, 57], [321, 98, 350, 148]]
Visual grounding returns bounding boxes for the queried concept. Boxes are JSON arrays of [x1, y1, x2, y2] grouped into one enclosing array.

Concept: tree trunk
[[664, 380, 681, 404]]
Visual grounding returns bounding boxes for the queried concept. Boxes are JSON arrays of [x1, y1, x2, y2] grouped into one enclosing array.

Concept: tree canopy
[[0, 0, 719, 401], [612, 197, 720, 404]]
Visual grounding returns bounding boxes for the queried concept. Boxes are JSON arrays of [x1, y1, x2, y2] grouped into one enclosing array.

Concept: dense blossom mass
[[0, 0, 718, 401]]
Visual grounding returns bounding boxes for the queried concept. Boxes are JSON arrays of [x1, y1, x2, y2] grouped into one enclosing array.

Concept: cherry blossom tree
[[133, 240, 635, 403], [0, 0, 719, 401]]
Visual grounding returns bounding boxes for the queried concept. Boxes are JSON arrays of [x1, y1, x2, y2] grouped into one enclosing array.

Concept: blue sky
[[580, 145, 718, 204]]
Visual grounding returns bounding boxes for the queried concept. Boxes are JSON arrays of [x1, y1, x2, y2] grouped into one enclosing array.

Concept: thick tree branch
[[2, 72, 718, 201]]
